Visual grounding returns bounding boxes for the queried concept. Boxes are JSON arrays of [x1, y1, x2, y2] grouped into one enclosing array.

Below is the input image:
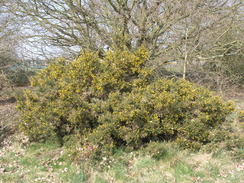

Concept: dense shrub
[[17, 48, 234, 152]]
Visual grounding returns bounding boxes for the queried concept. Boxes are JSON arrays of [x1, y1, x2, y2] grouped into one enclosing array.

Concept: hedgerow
[[17, 48, 234, 153]]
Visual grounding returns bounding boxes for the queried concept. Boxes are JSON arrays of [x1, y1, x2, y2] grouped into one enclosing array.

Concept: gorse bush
[[17, 48, 234, 153]]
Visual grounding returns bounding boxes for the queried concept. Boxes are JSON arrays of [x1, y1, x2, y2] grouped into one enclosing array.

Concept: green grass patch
[[1, 136, 243, 183]]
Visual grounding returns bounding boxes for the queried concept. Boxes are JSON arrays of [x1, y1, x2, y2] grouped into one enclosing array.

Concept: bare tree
[[0, 1, 18, 69], [7, 0, 243, 88], [0, 1, 22, 94], [200, 17, 244, 90], [9, 1, 240, 54]]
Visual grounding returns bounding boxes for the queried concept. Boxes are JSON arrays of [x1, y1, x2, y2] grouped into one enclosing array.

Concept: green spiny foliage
[[17, 48, 234, 153]]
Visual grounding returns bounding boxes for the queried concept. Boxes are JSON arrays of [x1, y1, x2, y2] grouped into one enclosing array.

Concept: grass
[[1, 133, 243, 183]]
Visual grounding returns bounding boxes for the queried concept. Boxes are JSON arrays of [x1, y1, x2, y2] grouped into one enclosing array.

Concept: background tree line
[[1, 0, 244, 91]]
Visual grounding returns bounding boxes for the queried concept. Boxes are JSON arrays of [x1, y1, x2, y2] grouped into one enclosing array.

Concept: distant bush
[[6, 69, 36, 87], [17, 48, 234, 152]]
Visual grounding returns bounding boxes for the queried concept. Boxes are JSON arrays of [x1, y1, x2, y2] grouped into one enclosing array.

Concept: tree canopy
[[11, 0, 243, 61]]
